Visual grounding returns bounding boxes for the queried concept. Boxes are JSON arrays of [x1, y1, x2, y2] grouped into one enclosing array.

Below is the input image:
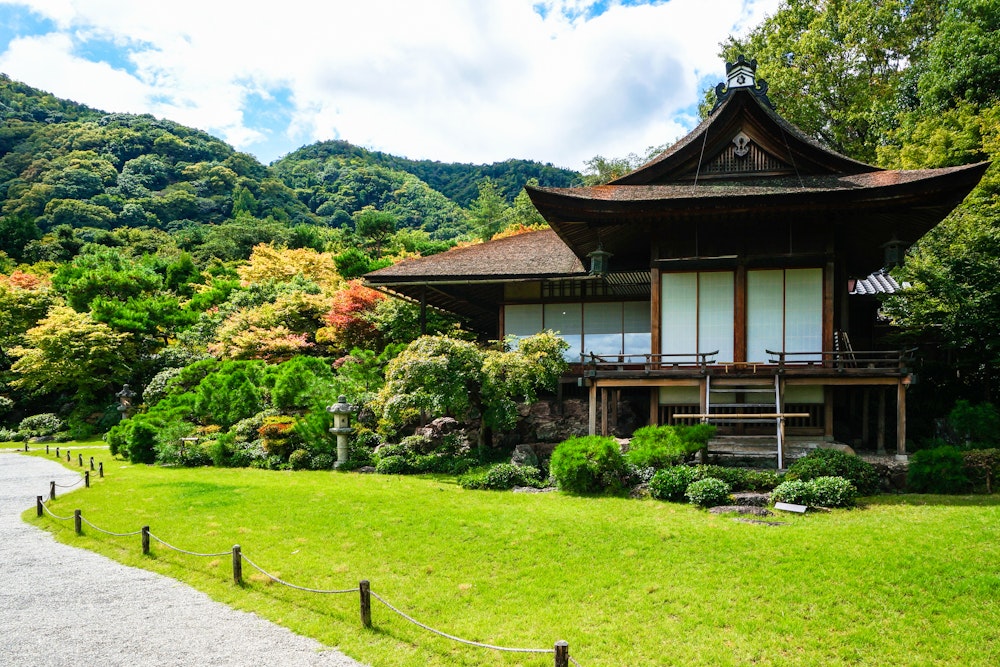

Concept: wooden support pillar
[[600, 388, 608, 437], [649, 388, 659, 427], [777, 376, 787, 468], [862, 388, 871, 446], [588, 382, 597, 436], [612, 389, 620, 432], [824, 386, 834, 440], [877, 388, 887, 455], [896, 380, 907, 458]]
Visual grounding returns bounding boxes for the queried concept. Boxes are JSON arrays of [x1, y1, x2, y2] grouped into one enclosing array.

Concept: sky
[[0, 0, 782, 171]]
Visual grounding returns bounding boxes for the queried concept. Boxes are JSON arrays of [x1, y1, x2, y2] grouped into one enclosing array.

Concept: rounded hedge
[[685, 477, 731, 507], [786, 448, 879, 496], [771, 476, 857, 508], [649, 465, 698, 501], [907, 446, 970, 493], [550, 435, 627, 494]]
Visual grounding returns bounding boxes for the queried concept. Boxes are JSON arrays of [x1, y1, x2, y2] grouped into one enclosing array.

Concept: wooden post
[[649, 388, 659, 427], [232, 545, 243, 586], [90, 457, 95, 471], [74, 510, 81, 535], [600, 388, 608, 437], [862, 388, 871, 446], [66, 450, 70, 462], [588, 382, 597, 436], [85, 471, 90, 488], [823, 387, 834, 440], [46, 444, 50, 454], [24, 443, 28, 452], [896, 380, 907, 458], [359, 580, 372, 628], [36, 496, 43, 517], [78, 453, 83, 467], [554, 640, 569, 667], [55, 447, 60, 458], [99, 462, 104, 478], [141, 526, 150, 555], [877, 388, 886, 455], [50, 481, 55, 500]]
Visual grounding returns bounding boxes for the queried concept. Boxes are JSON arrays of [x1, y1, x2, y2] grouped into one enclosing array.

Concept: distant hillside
[[275, 140, 581, 207], [0, 76, 581, 262]]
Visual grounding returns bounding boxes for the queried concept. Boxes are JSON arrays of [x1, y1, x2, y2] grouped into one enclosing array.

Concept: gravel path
[[0, 450, 369, 667]]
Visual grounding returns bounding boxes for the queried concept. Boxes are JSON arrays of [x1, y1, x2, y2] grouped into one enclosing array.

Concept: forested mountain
[[274, 140, 580, 208], [0, 75, 581, 263]]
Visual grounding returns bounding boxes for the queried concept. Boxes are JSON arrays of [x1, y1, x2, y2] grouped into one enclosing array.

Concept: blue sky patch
[[241, 85, 308, 163], [0, 4, 56, 53], [72, 34, 144, 76]]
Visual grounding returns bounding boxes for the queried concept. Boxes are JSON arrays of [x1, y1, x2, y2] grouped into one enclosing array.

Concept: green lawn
[[16, 446, 1000, 667]]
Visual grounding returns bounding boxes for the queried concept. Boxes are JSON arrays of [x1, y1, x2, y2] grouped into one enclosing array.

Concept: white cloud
[[0, 0, 782, 168]]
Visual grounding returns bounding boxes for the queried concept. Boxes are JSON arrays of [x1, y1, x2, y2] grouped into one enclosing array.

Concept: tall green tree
[[467, 177, 510, 241]]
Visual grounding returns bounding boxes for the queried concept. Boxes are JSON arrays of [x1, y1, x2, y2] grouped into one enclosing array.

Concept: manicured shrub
[[770, 479, 813, 505], [649, 465, 698, 501], [963, 448, 1000, 493], [311, 453, 335, 470], [626, 424, 716, 469], [674, 423, 717, 448], [125, 419, 158, 464], [375, 454, 415, 475], [625, 425, 684, 468], [908, 446, 970, 494], [18, 413, 64, 437], [771, 476, 857, 508], [685, 477, 731, 507], [808, 476, 857, 507], [786, 448, 879, 496], [550, 435, 627, 494], [691, 465, 782, 492], [459, 463, 543, 490], [288, 448, 312, 470], [0, 427, 21, 442]]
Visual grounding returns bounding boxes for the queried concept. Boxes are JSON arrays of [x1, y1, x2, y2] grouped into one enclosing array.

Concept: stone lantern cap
[[327, 395, 356, 415]]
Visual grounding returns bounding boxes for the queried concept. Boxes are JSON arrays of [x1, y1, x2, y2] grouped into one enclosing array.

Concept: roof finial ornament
[[711, 55, 775, 113]]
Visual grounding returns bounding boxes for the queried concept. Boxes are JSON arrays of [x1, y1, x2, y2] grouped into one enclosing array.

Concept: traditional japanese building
[[365, 57, 988, 464]]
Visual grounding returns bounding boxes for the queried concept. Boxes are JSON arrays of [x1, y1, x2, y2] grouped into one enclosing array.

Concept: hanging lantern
[[587, 244, 612, 276], [882, 235, 905, 269]]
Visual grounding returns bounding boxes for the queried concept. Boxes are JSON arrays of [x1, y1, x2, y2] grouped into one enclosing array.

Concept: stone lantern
[[327, 395, 357, 468], [116, 384, 136, 418]]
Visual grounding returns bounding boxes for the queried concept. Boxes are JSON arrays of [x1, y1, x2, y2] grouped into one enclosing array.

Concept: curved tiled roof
[[365, 228, 584, 283]]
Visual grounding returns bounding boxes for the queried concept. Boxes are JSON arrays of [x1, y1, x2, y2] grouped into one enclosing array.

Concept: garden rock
[[512, 486, 556, 493], [735, 518, 788, 526], [731, 492, 771, 507], [510, 444, 539, 468], [709, 505, 774, 516]]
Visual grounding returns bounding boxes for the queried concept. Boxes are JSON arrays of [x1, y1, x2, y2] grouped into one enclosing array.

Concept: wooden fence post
[[554, 640, 569, 667], [66, 450, 70, 462], [78, 453, 83, 466], [46, 444, 49, 454], [232, 545, 243, 586], [85, 471, 90, 488], [74, 510, 82, 535], [24, 443, 28, 452], [49, 481, 55, 500], [99, 462, 104, 478], [359, 580, 372, 628], [55, 447, 59, 458], [141, 526, 150, 555], [36, 496, 43, 517], [90, 457, 95, 471]]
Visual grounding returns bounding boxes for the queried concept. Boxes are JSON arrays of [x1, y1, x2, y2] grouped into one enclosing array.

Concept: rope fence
[[30, 458, 584, 666]]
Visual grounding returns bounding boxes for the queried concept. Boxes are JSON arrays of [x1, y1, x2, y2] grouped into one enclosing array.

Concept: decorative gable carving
[[698, 131, 791, 176]]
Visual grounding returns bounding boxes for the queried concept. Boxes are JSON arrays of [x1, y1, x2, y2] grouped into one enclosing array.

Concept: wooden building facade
[[365, 57, 988, 464]]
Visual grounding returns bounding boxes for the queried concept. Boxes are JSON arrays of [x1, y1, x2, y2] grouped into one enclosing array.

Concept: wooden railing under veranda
[[580, 348, 915, 377]]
